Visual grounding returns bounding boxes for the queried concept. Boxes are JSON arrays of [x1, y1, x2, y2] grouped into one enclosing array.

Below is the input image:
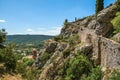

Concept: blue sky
[[0, 0, 115, 35]]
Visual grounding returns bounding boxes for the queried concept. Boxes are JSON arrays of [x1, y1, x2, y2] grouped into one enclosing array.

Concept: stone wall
[[93, 37, 120, 68]]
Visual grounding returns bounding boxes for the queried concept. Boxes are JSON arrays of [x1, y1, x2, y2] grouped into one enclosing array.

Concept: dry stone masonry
[[35, 4, 120, 80]]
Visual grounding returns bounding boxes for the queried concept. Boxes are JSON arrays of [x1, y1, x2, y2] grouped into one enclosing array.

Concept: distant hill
[[6, 35, 54, 44]]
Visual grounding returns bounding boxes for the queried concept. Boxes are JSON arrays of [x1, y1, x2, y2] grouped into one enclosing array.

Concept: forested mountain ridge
[[6, 35, 54, 44]]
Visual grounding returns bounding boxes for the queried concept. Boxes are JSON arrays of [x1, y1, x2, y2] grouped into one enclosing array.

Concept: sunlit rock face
[[33, 4, 120, 80], [93, 37, 120, 68]]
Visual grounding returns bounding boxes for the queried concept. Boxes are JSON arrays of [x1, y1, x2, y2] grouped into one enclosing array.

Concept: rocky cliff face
[[34, 4, 120, 80], [93, 37, 120, 68]]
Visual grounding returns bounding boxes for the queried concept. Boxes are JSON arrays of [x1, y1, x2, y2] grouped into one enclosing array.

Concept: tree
[[96, 0, 104, 14], [0, 29, 6, 62], [64, 19, 69, 26], [0, 29, 17, 71], [3, 44, 17, 71], [0, 29, 6, 48], [64, 54, 92, 80]]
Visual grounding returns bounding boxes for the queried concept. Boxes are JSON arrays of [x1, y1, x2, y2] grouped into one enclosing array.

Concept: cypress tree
[[96, 0, 104, 14]]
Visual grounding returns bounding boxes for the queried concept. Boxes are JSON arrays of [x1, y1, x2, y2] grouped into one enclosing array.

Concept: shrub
[[23, 58, 34, 66], [4, 55, 17, 71], [87, 66, 103, 80], [0, 49, 5, 62], [16, 62, 40, 80], [40, 52, 51, 61], [15, 54, 24, 60], [0, 28, 6, 44], [61, 36, 68, 42], [57, 58, 70, 78], [65, 54, 92, 80], [23, 67, 40, 80], [64, 19, 69, 26], [39, 52, 51, 67], [87, 16, 93, 22], [15, 62, 26, 75], [111, 12, 120, 34], [109, 69, 120, 80], [2, 44, 17, 71], [58, 50, 104, 80], [54, 35, 63, 41], [69, 34, 79, 45]]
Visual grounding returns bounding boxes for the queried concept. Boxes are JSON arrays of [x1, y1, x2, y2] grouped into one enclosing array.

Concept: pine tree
[[96, 0, 104, 14]]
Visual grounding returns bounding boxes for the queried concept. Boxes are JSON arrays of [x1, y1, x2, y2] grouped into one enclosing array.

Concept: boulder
[[81, 43, 93, 54], [57, 43, 68, 52], [45, 42, 58, 53]]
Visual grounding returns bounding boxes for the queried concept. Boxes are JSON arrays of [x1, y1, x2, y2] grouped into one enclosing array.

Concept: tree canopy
[[0, 29, 6, 48], [96, 0, 104, 14]]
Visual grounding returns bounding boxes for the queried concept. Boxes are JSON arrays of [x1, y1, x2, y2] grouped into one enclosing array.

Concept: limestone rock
[[93, 37, 120, 68], [57, 43, 68, 52], [34, 3, 120, 80], [81, 43, 93, 54], [45, 42, 58, 53], [112, 33, 120, 42]]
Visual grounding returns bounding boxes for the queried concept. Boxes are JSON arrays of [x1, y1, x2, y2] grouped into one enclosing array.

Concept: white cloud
[[26, 28, 34, 32], [0, 20, 6, 23], [26, 27, 62, 35]]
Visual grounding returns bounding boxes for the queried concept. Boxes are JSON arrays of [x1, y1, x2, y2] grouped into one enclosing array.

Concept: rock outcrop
[[34, 3, 120, 80], [93, 37, 120, 68], [112, 33, 120, 42]]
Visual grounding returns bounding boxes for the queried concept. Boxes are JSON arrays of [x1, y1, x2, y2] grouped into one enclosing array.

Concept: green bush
[[87, 66, 103, 80], [0, 49, 5, 62], [16, 62, 40, 80], [58, 52, 92, 80], [15, 62, 26, 75], [39, 52, 51, 67], [56, 58, 70, 77], [4, 55, 17, 71], [65, 54, 92, 80], [40, 52, 51, 61], [0, 29, 6, 44], [23, 67, 40, 80], [64, 19, 69, 26], [87, 16, 93, 22], [23, 58, 34, 66], [15, 54, 24, 60], [1, 44, 17, 71], [111, 12, 120, 34], [54, 35, 63, 41], [69, 34, 79, 45], [58, 50, 104, 80], [109, 69, 120, 80]]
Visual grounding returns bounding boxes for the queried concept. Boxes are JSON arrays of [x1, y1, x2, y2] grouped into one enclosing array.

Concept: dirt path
[[0, 74, 23, 80]]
